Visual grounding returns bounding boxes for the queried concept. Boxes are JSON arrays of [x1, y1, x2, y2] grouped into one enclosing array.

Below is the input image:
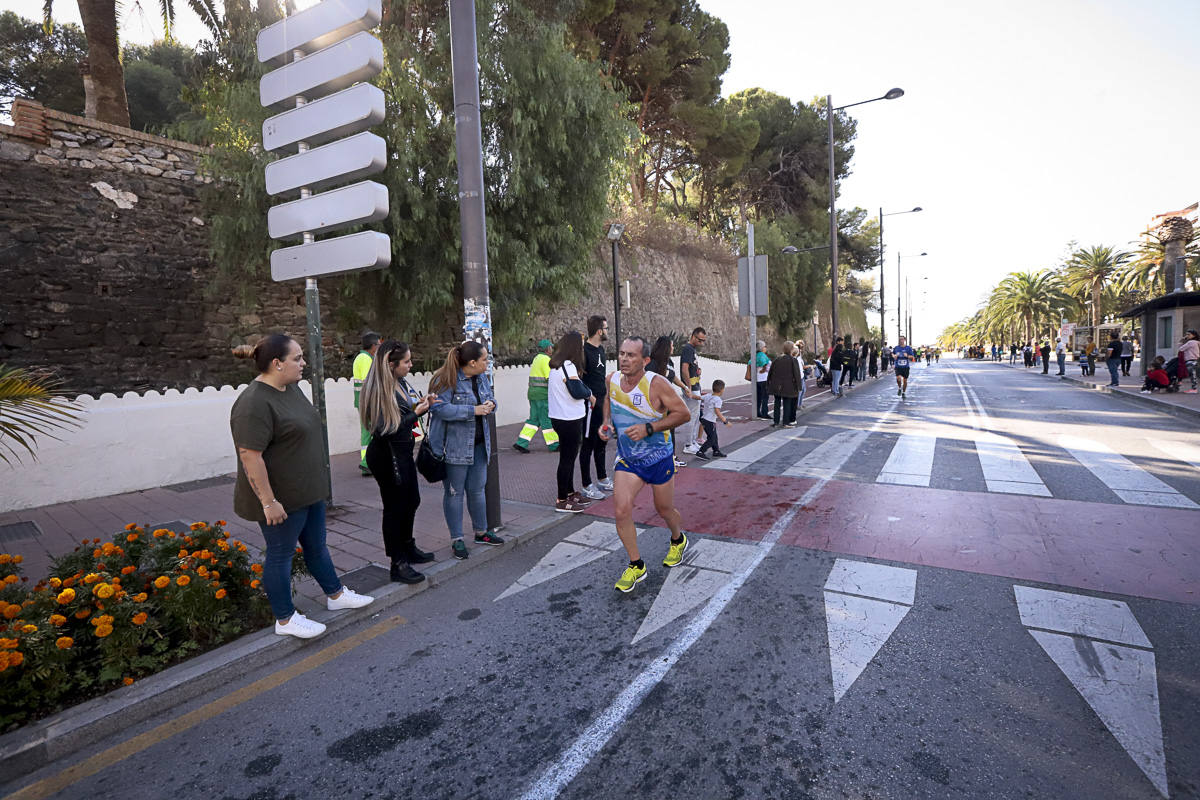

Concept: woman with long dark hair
[[230, 334, 374, 639], [359, 340, 440, 583], [548, 331, 594, 512], [427, 340, 502, 559], [648, 335, 690, 468]]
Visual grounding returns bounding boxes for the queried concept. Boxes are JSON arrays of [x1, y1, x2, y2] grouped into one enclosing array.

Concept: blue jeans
[[1107, 358, 1121, 386], [443, 441, 489, 539], [1056, 353, 1066, 374], [830, 369, 842, 394], [258, 501, 342, 621]]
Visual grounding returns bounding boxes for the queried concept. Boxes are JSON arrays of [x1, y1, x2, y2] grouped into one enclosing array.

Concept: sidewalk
[[996, 357, 1200, 423]]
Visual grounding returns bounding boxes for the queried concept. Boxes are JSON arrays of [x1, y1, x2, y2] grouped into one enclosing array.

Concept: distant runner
[[892, 336, 916, 399], [600, 337, 691, 593]]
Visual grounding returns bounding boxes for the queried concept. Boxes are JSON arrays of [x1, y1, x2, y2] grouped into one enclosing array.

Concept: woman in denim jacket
[[427, 340, 503, 559]]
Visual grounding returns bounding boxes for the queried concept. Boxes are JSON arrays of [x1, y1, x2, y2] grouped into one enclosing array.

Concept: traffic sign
[[256, 0, 381, 66], [262, 83, 385, 152], [270, 231, 391, 281], [265, 131, 386, 195], [267, 180, 388, 240], [259, 31, 384, 108], [738, 254, 769, 317]]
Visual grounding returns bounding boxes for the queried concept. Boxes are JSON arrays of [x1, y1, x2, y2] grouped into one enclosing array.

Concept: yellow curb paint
[[7, 614, 407, 800]]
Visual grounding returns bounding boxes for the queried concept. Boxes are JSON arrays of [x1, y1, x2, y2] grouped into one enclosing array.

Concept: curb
[[999, 361, 1200, 425], [0, 506, 565, 782]]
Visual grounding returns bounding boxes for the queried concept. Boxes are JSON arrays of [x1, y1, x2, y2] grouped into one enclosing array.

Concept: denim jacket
[[427, 369, 496, 465]]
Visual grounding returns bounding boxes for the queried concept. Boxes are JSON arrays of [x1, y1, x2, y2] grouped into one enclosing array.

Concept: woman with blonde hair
[[427, 340, 501, 560], [359, 340, 440, 583]]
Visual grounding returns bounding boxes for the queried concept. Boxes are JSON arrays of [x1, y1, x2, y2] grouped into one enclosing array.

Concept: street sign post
[[257, 0, 391, 503], [737, 254, 769, 317]]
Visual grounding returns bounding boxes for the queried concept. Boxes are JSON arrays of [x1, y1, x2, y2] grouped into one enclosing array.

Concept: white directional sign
[[259, 31, 385, 108], [258, 0, 391, 281], [265, 131, 386, 195], [267, 180, 388, 239], [257, 0, 382, 65], [270, 231, 390, 282], [263, 84, 385, 152]]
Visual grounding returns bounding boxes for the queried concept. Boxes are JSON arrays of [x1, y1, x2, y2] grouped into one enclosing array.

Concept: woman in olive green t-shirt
[[230, 334, 374, 639]]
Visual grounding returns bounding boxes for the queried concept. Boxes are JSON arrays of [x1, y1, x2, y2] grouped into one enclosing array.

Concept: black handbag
[[416, 421, 447, 483]]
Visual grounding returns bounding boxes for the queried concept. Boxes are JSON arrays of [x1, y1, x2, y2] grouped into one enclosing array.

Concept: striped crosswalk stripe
[[975, 431, 1052, 496], [1058, 435, 1199, 508], [877, 434, 936, 486], [783, 430, 870, 479], [699, 426, 806, 472]]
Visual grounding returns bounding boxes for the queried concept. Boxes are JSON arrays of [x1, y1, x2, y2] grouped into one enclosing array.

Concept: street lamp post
[[606, 223, 625, 350], [878, 206, 921, 343], [896, 251, 927, 341], [826, 88, 904, 341]]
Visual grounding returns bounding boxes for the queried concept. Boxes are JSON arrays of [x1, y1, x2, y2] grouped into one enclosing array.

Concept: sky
[[10, 0, 1200, 344]]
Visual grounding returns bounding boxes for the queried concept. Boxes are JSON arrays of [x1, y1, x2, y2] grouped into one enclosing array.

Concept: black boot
[[390, 559, 426, 584], [402, 542, 436, 564]]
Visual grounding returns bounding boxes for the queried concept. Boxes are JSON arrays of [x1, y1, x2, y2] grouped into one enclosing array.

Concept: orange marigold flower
[[214, 589, 227, 599], [75, 608, 91, 619], [199, 550, 213, 560], [250, 563, 263, 574], [133, 592, 148, 602], [101, 543, 116, 556], [153, 528, 168, 537], [127, 533, 139, 542], [12, 555, 21, 564], [92, 549, 102, 558], [56, 588, 76, 605], [49, 577, 62, 588], [0, 638, 16, 649], [3, 574, 17, 584], [56, 636, 73, 649], [2, 604, 19, 619], [0, 653, 10, 671], [132, 612, 148, 625], [123, 676, 134, 685], [218, 541, 230, 551], [238, 544, 248, 553], [190, 522, 204, 531], [210, 570, 220, 579], [50, 614, 66, 626], [21, 624, 36, 633], [178, 549, 189, 559], [226, 560, 233, 567], [0, 554, 10, 564], [196, 566, 209, 577], [111, 577, 121, 585], [83, 573, 100, 585], [124, 523, 137, 531], [94, 624, 113, 638], [9, 651, 23, 667], [153, 576, 170, 589], [94, 584, 115, 599], [250, 579, 261, 589], [175, 575, 191, 587], [62, 576, 76, 588]]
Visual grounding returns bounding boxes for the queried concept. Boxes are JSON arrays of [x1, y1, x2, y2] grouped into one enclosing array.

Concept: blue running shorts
[[614, 453, 676, 485]]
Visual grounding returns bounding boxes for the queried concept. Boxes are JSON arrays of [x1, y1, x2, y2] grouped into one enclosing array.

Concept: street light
[[906, 274, 929, 343], [827, 88, 904, 340], [878, 206, 922, 343], [606, 222, 625, 350], [781, 244, 830, 255], [897, 251, 927, 341]]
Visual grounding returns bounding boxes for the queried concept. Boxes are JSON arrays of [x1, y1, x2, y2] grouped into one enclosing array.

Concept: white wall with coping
[[2, 357, 749, 513]]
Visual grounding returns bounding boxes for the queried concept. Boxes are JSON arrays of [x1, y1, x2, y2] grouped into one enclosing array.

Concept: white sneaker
[[683, 443, 701, 454], [327, 586, 374, 611], [275, 611, 326, 639], [597, 477, 614, 491], [581, 484, 607, 501]]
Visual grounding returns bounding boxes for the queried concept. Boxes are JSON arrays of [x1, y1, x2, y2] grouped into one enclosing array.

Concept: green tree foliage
[[123, 40, 199, 132], [1061, 245, 1131, 328], [0, 11, 87, 116]]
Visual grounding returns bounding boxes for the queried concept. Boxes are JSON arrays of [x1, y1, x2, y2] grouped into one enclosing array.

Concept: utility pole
[[826, 96, 839, 340], [449, 0, 501, 529], [748, 220, 756, 380]]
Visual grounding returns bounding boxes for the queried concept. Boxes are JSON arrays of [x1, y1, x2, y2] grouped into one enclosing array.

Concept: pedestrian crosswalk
[[703, 424, 1200, 507]]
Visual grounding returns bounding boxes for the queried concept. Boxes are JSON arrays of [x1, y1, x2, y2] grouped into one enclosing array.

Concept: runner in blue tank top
[[600, 336, 692, 593], [891, 335, 916, 398]]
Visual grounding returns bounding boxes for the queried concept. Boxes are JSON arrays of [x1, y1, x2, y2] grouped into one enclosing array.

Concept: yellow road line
[[7, 614, 407, 800]]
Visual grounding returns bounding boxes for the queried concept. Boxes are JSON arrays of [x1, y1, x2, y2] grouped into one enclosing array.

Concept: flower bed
[[0, 521, 286, 731]]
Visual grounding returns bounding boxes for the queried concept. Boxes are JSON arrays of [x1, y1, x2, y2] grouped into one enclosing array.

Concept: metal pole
[[449, 0, 501, 530], [611, 240, 621, 350], [878, 207, 885, 342], [827, 96, 839, 341], [292, 46, 332, 504], [748, 220, 756, 389], [896, 252, 903, 342]]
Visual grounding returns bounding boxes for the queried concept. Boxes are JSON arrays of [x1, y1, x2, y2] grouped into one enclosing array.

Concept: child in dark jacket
[[1141, 357, 1170, 392]]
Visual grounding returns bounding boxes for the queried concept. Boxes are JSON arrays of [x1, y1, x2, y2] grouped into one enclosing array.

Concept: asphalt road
[[6, 358, 1199, 800]]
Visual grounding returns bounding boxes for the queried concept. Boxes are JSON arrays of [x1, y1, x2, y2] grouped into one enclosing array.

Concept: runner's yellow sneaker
[[615, 563, 647, 593], [662, 534, 688, 568]]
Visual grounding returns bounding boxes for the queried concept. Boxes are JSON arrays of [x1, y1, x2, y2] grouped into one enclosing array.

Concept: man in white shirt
[[1055, 337, 1067, 376]]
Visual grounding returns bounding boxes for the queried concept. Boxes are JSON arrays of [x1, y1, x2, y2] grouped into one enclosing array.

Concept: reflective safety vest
[[527, 352, 550, 402], [352, 350, 373, 409]]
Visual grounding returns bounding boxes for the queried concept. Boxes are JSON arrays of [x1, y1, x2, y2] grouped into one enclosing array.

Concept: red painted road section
[[585, 466, 1200, 607]]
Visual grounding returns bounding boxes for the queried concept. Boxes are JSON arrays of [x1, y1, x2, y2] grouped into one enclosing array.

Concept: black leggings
[[550, 417, 585, 500], [578, 405, 607, 485], [365, 437, 420, 559]]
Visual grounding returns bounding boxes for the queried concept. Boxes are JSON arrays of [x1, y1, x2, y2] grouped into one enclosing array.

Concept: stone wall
[[0, 100, 351, 395]]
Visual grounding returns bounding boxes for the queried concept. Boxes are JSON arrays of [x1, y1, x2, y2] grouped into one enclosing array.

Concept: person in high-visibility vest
[[513, 339, 559, 453], [353, 331, 382, 475]]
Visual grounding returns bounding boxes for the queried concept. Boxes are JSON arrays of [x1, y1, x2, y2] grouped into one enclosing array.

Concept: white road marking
[[1059, 435, 1199, 508], [783, 429, 870, 479], [494, 522, 627, 601], [517, 392, 905, 800], [1015, 586, 1168, 798], [630, 539, 758, 644], [876, 434, 936, 486], [975, 431, 1051, 496], [1147, 438, 1200, 472], [700, 426, 807, 472], [822, 559, 918, 702]]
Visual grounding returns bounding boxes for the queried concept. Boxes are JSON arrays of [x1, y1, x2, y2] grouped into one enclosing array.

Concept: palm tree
[[1061, 245, 1131, 327], [0, 365, 83, 464], [43, 0, 223, 127], [990, 269, 1070, 342], [1118, 227, 1200, 296]]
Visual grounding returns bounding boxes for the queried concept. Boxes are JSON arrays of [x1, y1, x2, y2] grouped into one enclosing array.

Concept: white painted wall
[[1, 357, 750, 512]]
